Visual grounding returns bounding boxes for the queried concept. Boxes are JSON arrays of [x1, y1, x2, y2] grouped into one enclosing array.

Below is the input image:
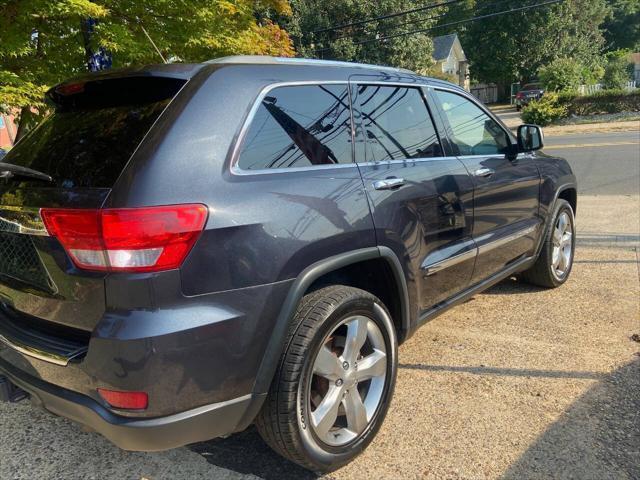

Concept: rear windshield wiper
[[0, 163, 53, 183]]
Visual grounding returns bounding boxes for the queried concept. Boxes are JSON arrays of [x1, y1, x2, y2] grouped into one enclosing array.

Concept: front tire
[[521, 199, 575, 288], [255, 285, 398, 472]]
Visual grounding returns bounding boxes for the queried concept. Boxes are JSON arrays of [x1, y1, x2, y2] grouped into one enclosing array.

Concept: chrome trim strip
[[229, 80, 435, 176], [422, 247, 477, 276], [0, 333, 77, 366], [477, 224, 538, 255], [0, 206, 49, 236]]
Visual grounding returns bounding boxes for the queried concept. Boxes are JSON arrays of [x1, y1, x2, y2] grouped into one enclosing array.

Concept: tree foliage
[[444, 0, 609, 86], [602, 50, 634, 89], [602, 0, 640, 51], [286, 0, 435, 73], [538, 58, 586, 92], [0, 0, 294, 113]]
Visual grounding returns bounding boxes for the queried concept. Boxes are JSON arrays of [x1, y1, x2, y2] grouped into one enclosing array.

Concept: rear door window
[[354, 85, 442, 162], [237, 84, 353, 170], [3, 77, 185, 188]]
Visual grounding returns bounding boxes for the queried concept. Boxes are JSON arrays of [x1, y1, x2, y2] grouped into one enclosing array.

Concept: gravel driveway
[[1, 193, 638, 480]]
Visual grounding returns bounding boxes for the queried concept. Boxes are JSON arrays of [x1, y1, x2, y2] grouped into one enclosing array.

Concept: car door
[[350, 78, 475, 316], [430, 89, 541, 284]]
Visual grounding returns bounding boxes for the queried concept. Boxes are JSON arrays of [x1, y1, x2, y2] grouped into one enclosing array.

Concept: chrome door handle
[[474, 167, 495, 178], [373, 178, 405, 190]]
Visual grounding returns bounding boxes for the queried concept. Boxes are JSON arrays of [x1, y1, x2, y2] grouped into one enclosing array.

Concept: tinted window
[[434, 90, 510, 156], [3, 77, 184, 188], [237, 84, 353, 170], [356, 85, 441, 162]]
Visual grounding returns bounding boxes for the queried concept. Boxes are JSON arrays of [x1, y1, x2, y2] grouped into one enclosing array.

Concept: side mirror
[[517, 124, 544, 152]]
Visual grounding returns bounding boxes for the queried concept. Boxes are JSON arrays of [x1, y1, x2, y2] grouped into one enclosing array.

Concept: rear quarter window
[[237, 84, 353, 170]]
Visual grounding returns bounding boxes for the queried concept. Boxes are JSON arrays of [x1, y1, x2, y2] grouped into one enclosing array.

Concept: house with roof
[[432, 33, 470, 91]]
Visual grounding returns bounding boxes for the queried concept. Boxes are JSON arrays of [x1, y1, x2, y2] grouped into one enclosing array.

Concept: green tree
[[286, 0, 435, 73], [538, 58, 585, 92], [0, 0, 294, 115], [602, 50, 633, 88], [602, 0, 640, 51], [457, 0, 608, 90]]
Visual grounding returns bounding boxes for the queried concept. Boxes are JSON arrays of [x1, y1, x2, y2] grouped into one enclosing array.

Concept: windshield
[[3, 76, 184, 188]]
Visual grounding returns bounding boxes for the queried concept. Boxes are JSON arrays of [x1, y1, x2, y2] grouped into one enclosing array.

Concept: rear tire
[[521, 199, 575, 288], [255, 285, 398, 472]]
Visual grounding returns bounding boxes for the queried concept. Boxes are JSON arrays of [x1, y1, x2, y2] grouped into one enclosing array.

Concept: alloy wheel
[[551, 211, 573, 279], [306, 315, 387, 447]]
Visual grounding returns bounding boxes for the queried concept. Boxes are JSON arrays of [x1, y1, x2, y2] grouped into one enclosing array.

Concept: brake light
[[41, 204, 208, 272], [55, 82, 86, 96], [516, 92, 524, 99], [98, 388, 148, 410]]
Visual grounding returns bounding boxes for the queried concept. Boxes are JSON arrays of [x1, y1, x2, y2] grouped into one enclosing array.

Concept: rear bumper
[[0, 358, 262, 451]]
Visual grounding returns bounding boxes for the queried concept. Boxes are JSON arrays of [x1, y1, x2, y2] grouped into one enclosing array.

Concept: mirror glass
[[518, 125, 543, 151]]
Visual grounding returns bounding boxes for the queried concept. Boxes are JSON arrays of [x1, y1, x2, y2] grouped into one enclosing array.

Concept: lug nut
[[342, 361, 349, 370], [335, 379, 343, 386]]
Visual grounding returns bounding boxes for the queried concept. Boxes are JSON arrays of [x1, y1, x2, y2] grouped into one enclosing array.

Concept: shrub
[[538, 58, 584, 92], [521, 93, 567, 126], [556, 89, 640, 115], [602, 53, 633, 89]]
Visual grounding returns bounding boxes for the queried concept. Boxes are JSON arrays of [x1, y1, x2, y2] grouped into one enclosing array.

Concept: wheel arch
[[251, 247, 410, 398], [535, 183, 577, 258]]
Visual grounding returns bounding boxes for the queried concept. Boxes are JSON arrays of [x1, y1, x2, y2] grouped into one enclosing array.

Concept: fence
[[578, 81, 637, 95], [470, 84, 498, 104]]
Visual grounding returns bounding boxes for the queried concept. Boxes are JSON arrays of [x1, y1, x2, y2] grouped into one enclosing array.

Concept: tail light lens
[[41, 204, 208, 272]]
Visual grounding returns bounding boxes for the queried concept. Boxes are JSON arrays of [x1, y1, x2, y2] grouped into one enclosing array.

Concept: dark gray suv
[[0, 56, 576, 472]]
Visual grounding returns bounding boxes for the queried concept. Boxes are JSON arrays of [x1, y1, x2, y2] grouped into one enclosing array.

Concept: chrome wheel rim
[[551, 211, 573, 278], [306, 315, 387, 447]]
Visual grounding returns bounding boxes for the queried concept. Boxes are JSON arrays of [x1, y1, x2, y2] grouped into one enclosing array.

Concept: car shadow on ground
[[501, 358, 640, 479], [189, 426, 319, 480], [481, 276, 547, 295]]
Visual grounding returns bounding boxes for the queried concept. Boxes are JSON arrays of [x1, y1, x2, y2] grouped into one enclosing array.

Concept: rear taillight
[[516, 92, 524, 99], [41, 204, 208, 272]]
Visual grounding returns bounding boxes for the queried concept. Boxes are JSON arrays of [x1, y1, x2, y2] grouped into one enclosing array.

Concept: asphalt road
[[1, 129, 639, 480], [543, 131, 640, 195]]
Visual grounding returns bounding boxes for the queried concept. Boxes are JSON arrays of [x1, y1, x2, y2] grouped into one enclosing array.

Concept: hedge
[[522, 89, 640, 125], [555, 89, 640, 116]]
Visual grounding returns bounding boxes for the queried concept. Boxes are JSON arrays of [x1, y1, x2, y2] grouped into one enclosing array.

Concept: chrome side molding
[[477, 224, 538, 255], [422, 248, 477, 276]]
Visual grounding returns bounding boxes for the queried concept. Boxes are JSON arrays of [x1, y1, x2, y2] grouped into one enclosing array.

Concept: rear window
[[3, 76, 185, 188], [522, 84, 541, 90]]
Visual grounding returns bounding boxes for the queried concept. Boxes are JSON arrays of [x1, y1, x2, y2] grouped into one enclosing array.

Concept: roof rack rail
[[204, 55, 416, 75]]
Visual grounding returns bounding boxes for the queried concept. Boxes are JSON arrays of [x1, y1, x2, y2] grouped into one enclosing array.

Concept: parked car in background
[[515, 82, 545, 110], [0, 56, 577, 472]]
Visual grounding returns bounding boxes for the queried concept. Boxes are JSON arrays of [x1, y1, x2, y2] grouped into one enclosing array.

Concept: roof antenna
[[139, 22, 167, 64]]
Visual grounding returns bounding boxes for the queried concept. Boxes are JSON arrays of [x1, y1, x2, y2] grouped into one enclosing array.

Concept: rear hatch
[[0, 72, 188, 364]]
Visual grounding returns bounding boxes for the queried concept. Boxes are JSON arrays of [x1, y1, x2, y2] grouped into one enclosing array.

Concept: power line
[[354, 0, 564, 45], [311, 0, 467, 36], [330, 0, 513, 43], [315, 0, 563, 52]]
